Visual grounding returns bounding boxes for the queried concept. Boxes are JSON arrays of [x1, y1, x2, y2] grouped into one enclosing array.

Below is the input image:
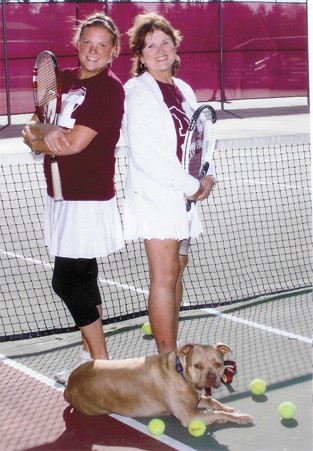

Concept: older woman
[[122, 13, 216, 354]]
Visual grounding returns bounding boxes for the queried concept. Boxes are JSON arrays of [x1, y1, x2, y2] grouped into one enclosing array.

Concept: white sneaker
[[54, 350, 92, 385]]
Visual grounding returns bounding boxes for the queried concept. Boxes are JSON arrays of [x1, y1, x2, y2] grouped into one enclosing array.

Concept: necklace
[[165, 83, 182, 105]]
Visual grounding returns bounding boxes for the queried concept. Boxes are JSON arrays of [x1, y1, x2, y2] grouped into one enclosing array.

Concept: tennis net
[[0, 134, 311, 341]]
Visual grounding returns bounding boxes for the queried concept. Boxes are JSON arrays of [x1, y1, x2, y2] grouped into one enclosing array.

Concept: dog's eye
[[215, 363, 222, 369], [194, 363, 203, 370]]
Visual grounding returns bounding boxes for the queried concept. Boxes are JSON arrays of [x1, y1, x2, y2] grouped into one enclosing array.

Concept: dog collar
[[175, 354, 185, 378], [175, 355, 237, 397], [176, 354, 209, 394]]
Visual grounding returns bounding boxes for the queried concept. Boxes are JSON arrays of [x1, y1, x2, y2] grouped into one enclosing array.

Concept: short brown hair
[[127, 12, 183, 77]]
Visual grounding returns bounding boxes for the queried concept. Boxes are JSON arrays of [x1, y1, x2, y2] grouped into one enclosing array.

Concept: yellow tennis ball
[[188, 419, 206, 437], [249, 378, 266, 395], [278, 402, 296, 419], [148, 418, 165, 436], [141, 322, 153, 336]]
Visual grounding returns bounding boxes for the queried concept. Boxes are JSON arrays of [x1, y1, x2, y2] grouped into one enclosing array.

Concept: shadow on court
[[1, 291, 312, 451]]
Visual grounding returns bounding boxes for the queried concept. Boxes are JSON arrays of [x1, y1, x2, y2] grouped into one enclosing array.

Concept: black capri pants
[[52, 256, 102, 328]]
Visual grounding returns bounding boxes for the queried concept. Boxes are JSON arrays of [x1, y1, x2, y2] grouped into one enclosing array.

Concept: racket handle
[[186, 199, 192, 212], [200, 161, 210, 178], [51, 156, 64, 201], [186, 162, 211, 212]]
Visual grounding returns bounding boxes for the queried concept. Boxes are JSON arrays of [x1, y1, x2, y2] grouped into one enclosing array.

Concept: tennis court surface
[[0, 99, 312, 451]]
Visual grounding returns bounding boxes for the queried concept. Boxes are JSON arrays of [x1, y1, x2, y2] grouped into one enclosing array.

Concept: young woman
[[22, 13, 125, 383], [122, 13, 216, 354]]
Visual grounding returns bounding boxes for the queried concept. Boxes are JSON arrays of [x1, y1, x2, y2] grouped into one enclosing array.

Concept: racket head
[[32, 50, 62, 124], [183, 104, 217, 178]]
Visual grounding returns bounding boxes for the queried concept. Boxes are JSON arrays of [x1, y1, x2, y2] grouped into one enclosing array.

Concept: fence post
[[219, 0, 225, 111], [1, 0, 11, 126]]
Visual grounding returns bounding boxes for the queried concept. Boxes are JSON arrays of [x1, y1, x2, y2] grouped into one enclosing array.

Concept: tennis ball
[[249, 378, 266, 395], [148, 418, 165, 436], [141, 322, 153, 336], [278, 402, 296, 419], [188, 419, 206, 437]]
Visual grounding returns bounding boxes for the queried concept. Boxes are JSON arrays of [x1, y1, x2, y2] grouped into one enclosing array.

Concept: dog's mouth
[[195, 380, 220, 391]]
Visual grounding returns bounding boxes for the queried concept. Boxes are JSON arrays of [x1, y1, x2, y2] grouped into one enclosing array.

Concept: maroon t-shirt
[[44, 67, 125, 201], [156, 80, 189, 162]]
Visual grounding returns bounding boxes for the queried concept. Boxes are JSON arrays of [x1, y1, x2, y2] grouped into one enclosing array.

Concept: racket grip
[[186, 162, 210, 211], [200, 161, 210, 178], [51, 156, 64, 201]]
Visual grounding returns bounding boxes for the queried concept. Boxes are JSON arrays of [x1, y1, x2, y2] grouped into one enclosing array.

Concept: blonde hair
[[127, 12, 182, 77], [73, 12, 121, 58]]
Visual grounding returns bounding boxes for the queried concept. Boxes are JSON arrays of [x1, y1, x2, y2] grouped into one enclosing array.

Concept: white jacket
[[122, 72, 205, 240]]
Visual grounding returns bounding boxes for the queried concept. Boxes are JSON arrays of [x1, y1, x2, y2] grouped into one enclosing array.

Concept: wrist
[[30, 138, 41, 155], [194, 181, 205, 198], [208, 174, 217, 188]]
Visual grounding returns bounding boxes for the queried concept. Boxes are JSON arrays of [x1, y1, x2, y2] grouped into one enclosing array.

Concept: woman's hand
[[22, 121, 70, 155], [41, 124, 70, 155], [23, 119, 97, 156], [196, 175, 216, 201], [186, 175, 216, 201], [22, 124, 37, 150]]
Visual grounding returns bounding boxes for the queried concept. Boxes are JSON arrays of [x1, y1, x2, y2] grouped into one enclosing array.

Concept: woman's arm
[[22, 120, 97, 156], [124, 88, 199, 197]]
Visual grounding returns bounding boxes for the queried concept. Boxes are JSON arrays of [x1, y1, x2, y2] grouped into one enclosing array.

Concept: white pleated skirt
[[44, 195, 124, 258], [123, 198, 203, 242]]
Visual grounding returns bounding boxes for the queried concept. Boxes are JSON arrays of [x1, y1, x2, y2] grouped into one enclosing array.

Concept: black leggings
[[52, 256, 102, 328]]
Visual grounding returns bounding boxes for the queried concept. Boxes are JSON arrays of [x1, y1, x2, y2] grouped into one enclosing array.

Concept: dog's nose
[[207, 372, 217, 386]]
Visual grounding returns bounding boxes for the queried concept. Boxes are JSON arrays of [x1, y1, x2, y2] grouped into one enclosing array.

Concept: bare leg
[[144, 239, 181, 354], [175, 253, 188, 339], [80, 305, 108, 359]]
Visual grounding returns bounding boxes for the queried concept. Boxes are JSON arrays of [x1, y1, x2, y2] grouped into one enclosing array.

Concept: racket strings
[[188, 123, 205, 178], [183, 105, 216, 177], [34, 55, 59, 123], [35, 58, 58, 105], [202, 109, 216, 159]]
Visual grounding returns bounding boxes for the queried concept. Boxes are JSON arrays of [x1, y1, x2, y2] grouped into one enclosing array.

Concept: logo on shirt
[[57, 87, 86, 129], [169, 105, 189, 139]]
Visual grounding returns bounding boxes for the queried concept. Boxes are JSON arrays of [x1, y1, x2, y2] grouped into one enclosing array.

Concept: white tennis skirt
[[44, 195, 124, 258], [123, 198, 202, 241]]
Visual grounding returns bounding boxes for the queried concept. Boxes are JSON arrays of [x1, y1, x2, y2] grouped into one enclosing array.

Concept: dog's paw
[[236, 413, 254, 424], [221, 405, 240, 414]]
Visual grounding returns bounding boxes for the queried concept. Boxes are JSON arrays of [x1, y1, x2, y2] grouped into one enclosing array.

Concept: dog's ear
[[179, 344, 194, 356], [215, 342, 232, 356]]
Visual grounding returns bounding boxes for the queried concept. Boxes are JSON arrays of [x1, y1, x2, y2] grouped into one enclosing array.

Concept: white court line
[[0, 352, 64, 391], [0, 249, 53, 269], [0, 248, 148, 295], [98, 276, 149, 295], [202, 308, 312, 344], [0, 353, 195, 451], [1, 248, 310, 335], [219, 177, 308, 191]]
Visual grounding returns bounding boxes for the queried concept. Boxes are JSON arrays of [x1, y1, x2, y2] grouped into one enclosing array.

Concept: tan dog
[[64, 343, 254, 427]]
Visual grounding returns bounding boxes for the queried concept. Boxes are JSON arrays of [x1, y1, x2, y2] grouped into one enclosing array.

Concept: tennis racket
[[182, 104, 217, 211], [32, 50, 64, 201]]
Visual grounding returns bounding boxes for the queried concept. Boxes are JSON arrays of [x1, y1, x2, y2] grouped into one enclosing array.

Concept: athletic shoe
[[54, 350, 92, 385]]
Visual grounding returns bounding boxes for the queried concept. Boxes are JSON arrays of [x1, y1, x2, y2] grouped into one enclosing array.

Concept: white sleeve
[[123, 87, 199, 196]]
